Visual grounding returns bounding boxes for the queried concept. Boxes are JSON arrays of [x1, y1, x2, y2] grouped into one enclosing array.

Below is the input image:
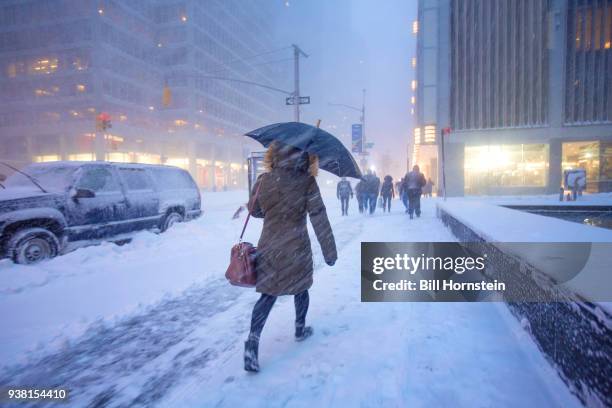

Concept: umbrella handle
[[316, 119, 321, 128]]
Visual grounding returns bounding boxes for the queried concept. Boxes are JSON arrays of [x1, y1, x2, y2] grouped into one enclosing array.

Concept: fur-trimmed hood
[[262, 141, 319, 177]]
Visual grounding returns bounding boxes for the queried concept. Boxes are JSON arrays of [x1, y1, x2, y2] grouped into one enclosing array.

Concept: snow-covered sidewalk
[[0, 191, 581, 407]]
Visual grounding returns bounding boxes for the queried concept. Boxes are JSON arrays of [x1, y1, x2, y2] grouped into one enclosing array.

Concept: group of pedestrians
[[336, 165, 432, 218]]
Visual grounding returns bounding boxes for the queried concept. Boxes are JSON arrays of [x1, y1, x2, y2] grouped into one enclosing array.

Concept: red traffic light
[[97, 112, 111, 121], [442, 127, 452, 135]]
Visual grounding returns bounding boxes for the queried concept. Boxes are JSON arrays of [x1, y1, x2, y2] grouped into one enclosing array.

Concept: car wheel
[[9, 228, 60, 264], [161, 211, 183, 232]]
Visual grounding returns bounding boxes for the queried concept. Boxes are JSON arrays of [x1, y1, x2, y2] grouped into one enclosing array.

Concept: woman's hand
[[326, 258, 336, 266]]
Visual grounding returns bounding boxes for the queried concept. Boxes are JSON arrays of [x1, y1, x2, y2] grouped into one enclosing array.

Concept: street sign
[[351, 124, 362, 153], [285, 96, 311, 105]]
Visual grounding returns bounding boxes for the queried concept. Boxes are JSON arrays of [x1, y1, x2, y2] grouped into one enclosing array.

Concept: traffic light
[[96, 112, 112, 131]]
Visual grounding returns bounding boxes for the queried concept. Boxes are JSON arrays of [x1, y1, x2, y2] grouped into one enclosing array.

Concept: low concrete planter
[[437, 203, 611, 408]]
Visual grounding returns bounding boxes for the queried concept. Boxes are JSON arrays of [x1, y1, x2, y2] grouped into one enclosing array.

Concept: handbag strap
[[239, 176, 263, 242]]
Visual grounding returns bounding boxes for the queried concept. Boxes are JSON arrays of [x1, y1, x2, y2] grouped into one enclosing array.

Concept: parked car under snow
[[0, 161, 202, 264]]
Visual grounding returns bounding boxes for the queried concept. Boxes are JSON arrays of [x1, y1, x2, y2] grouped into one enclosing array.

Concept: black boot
[[244, 337, 259, 372], [295, 326, 314, 342]]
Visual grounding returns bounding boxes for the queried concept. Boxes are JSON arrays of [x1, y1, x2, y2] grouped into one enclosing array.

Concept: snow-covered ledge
[[437, 199, 612, 242], [436, 199, 612, 408], [437, 200, 612, 304]]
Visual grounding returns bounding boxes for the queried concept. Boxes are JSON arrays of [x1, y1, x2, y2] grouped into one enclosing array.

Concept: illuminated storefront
[[562, 141, 612, 192], [464, 144, 549, 195]]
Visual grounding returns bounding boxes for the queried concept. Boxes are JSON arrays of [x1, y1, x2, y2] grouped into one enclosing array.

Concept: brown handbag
[[225, 180, 262, 287]]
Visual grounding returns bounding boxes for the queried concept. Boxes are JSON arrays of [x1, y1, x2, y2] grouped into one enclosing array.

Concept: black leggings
[[249, 290, 309, 341]]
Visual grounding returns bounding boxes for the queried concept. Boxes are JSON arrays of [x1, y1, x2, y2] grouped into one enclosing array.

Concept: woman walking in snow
[[244, 141, 337, 372]]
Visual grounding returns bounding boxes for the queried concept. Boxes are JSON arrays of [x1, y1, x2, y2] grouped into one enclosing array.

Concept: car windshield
[[4, 165, 77, 192]]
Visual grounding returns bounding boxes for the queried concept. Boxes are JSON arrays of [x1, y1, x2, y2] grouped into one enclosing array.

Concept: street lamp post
[[329, 88, 368, 168], [292, 44, 308, 122]]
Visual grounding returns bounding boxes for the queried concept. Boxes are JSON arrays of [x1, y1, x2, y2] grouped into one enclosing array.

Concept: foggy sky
[[272, 0, 417, 177]]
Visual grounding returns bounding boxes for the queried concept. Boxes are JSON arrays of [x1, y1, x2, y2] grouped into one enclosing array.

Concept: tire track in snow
[[0, 213, 364, 408]]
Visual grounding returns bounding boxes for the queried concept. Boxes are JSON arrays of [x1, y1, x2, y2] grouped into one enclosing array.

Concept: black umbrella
[[245, 122, 362, 179]]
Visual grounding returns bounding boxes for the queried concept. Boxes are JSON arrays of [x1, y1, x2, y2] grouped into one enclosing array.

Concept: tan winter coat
[[248, 143, 337, 296]]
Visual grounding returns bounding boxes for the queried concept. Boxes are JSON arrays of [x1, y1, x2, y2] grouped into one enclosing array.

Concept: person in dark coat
[[365, 171, 380, 214], [355, 180, 366, 213], [401, 165, 426, 219], [380, 175, 395, 212], [244, 141, 337, 372], [423, 178, 434, 198], [336, 177, 353, 216], [398, 177, 408, 212]]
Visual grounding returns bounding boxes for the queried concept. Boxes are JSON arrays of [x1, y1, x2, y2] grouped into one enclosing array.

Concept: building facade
[[413, 0, 612, 195], [0, 0, 286, 189]]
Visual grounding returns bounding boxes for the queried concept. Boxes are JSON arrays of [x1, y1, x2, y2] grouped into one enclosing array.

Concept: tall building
[[0, 0, 287, 189], [413, 0, 612, 195]]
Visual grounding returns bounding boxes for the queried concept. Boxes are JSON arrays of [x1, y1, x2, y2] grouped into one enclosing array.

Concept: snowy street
[[0, 190, 580, 407]]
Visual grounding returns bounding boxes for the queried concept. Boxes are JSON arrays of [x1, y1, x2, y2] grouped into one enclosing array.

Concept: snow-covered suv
[[0, 162, 202, 264]]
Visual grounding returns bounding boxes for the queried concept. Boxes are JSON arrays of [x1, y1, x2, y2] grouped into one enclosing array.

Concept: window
[[151, 168, 195, 190], [30, 58, 58, 74], [562, 141, 602, 192], [76, 167, 120, 193], [464, 144, 549, 194], [119, 168, 153, 190]]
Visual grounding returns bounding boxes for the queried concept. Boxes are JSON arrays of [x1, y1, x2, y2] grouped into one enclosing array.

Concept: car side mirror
[[73, 188, 96, 199], [0, 174, 6, 182]]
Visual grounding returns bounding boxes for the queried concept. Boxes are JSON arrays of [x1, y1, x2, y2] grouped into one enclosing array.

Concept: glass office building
[[413, 0, 612, 195], [0, 0, 285, 189]]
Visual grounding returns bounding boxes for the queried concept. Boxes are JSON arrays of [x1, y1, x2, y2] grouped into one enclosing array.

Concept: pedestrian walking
[[336, 177, 353, 216], [244, 142, 337, 372], [423, 178, 434, 198], [355, 180, 366, 213], [365, 171, 380, 214], [398, 177, 408, 212], [380, 175, 395, 212], [401, 165, 426, 219]]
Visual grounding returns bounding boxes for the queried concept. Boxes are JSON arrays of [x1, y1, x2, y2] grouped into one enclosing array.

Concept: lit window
[[413, 127, 421, 145], [181, 15, 187, 22], [411, 80, 417, 91], [31, 58, 59, 74], [166, 157, 189, 169], [7, 63, 17, 78], [423, 125, 436, 144], [464, 144, 548, 194], [148, 106, 155, 111], [98, 8, 104, 15], [119, 114, 127, 121], [34, 155, 61, 163], [68, 153, 95, 161], [412, 20, 419, 35], [72, 58, 87, 71], [35, 89, 52, 97], [411, 57, 417, 68], [174, 119, 187, 126], [411, 96, 416, 105], [76, 84, 86, 92]]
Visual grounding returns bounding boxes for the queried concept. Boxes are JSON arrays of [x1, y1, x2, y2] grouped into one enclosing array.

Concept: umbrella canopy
[[245, 122, 362, 179]]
